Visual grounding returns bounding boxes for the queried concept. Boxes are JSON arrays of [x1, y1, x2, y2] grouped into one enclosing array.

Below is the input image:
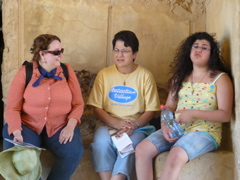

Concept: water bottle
[[160, 104, 183, 138]]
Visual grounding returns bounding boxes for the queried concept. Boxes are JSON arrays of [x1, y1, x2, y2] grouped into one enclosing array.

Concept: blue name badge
[[108, 86, 138, 103]]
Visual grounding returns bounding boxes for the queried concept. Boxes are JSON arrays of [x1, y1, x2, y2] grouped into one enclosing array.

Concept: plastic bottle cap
[[160, 104, 166, 110]]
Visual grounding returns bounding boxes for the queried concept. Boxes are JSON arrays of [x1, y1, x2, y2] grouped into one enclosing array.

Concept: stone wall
[[1, 0, 206, 102], [1, 0, 207, 137], [206, 0, 240, 179]]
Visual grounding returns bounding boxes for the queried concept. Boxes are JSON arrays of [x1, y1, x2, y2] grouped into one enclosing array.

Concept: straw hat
[[0, 145, 42, 180]]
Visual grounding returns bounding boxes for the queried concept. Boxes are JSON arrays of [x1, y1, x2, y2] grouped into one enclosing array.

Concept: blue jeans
[[90, 125, 146, 180], [2, 123, 84, 180], [145, 129, 217, 161]]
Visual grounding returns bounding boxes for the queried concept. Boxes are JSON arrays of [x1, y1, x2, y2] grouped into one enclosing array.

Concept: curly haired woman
[[135, 32, 233, 180]]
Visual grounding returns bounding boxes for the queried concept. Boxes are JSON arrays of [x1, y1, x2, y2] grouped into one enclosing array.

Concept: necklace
[[191, 71, 208, 95], [117, 64, 137, 86], [121, 73, 130, 86]]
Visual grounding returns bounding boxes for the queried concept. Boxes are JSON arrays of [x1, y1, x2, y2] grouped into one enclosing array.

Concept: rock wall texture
[[1, 0, 206, 101], [206, 0, 240, 179]]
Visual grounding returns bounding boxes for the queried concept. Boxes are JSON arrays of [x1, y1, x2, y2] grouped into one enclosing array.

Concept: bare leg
[[111, 173, 126, 180], [135, 140, 159, 180], [160, 147, 188, 180], [99, 171, 112, 180]]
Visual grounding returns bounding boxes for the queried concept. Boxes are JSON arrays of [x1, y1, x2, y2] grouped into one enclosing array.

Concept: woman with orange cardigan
[[2, 34, 84, 180]]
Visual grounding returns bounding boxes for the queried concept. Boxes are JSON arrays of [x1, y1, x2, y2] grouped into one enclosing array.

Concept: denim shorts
[[145, 129, 217, 161]]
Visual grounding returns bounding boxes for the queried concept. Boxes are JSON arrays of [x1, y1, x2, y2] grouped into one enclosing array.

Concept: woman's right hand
[[13, 130, 23, 143], [115, 120, 133, 131], [161, 123, 178, 143]]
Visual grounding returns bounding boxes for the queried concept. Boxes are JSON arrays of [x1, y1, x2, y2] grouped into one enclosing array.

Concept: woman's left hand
[[117, 126, 134, 136], [175, 109, 194, 124], [59, 126, 74, 144], [117, 119, 135, 136], [59, 118, 78, 144]]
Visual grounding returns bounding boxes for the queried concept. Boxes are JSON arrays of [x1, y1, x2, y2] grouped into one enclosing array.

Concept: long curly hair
[[167, 32, 231, 101]]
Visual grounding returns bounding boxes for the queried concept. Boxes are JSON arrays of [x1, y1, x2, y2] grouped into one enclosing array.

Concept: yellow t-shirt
[[87, 65, 160, 126], [176, 73, 226, 145]]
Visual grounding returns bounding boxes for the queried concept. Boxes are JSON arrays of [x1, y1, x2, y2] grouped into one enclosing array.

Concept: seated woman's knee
[[135, 140, 152, 157], [168, 147, 188, 164]]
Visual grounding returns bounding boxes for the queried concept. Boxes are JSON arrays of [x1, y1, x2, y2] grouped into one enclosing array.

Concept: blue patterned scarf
[[32, 65, 62, 87]]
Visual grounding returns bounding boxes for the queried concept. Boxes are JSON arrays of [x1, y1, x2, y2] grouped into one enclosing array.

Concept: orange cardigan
[[5, 61, 84, 137]]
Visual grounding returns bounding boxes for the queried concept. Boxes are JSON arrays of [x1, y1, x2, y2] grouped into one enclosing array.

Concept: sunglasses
[[43, 48, 64, 56]]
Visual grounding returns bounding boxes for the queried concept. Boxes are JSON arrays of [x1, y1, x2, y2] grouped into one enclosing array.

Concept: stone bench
[[154, 122, 234, 180], [40, 137, 234, 180], [154, 150, 234, 180], [40, 117, 234, 180], [1, 132, 233, 180]]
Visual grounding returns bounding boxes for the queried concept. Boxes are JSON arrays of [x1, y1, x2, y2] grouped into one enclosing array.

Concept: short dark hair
[[112, 30, 139, 53]]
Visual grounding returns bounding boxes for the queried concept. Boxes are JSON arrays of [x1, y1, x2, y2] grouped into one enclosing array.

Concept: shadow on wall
[[219, 36, 233, 152]]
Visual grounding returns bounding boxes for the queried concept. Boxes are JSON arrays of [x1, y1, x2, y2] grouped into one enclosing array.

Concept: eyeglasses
[[192, 45, 210, 51], [113, 49, 132, 55], [43, 48, 64, 56]]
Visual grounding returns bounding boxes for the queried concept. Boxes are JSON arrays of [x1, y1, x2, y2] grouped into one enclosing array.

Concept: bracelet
[[136, 121, 140, 128]]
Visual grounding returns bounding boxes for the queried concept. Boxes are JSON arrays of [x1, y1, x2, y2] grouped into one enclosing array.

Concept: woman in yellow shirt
[[87, 30, 160, 180]]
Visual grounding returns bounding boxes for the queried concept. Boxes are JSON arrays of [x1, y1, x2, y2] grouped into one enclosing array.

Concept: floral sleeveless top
[[176, 73, 225, 145]]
